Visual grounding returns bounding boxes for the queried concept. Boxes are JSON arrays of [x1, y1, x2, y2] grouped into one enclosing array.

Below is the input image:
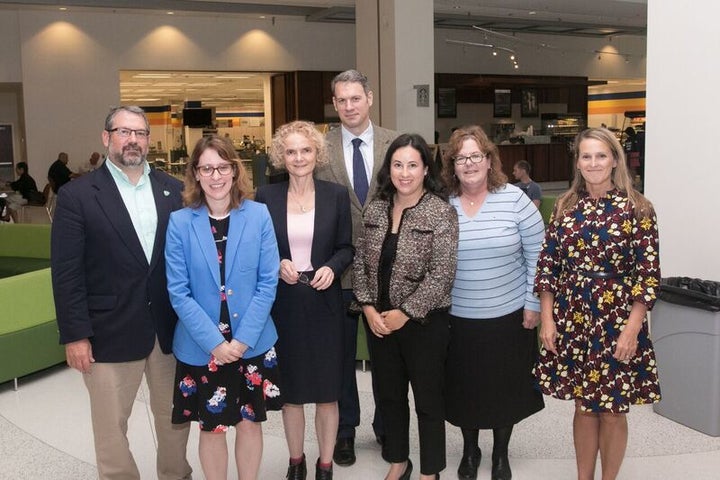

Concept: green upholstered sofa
[[0, 268, 65, 388], [0, 223, 51, 278], [539, 194, 557, 224], [0, 224, 64, 389]]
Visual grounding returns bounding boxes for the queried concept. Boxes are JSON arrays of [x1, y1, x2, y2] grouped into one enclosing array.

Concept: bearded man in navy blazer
[[51, 106, 192, 480]]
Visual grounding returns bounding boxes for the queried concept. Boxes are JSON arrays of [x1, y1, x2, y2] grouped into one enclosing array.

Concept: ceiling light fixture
[[446, 39, 519, 68]]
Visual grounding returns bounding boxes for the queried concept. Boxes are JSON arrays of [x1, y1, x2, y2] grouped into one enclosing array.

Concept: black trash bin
[[653, 277, 720, 436]]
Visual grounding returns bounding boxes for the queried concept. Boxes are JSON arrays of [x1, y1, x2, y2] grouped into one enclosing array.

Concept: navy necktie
[[352, 138, 369, 205]]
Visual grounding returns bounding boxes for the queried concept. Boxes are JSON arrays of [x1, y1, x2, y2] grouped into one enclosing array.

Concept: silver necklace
[[289, 189, 313, 212]]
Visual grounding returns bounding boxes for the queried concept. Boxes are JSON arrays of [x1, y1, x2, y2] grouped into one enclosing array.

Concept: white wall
[[646, 2, 719, 279], [13, 9, 355, 180]]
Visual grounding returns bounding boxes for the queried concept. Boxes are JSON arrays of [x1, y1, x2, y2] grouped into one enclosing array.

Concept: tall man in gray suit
[[315, 69, 398, 466]]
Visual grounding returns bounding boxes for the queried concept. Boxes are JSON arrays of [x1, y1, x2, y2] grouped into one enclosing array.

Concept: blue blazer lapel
[[224, 204, 247, 282], [93, 166, 148, 268], [191, 206, 221, 287]]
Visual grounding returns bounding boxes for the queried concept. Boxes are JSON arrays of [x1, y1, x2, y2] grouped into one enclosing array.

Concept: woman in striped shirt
[[441, 125, 545, 480]]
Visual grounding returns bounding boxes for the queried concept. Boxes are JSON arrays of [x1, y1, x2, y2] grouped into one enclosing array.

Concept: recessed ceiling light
[[59, 7, 68, 11], [529, 11, 536, 15], [167, 11, 174, 15]]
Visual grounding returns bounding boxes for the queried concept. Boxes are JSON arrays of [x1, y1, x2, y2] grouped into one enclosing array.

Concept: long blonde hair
[[555, 127, 652, 218]]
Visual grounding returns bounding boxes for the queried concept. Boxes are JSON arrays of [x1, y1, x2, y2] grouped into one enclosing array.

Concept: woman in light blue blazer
[[165, 135, 281, 480]]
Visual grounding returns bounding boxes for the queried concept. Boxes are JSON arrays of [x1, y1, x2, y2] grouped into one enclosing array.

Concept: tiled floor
[[1, 363, 719, 479]]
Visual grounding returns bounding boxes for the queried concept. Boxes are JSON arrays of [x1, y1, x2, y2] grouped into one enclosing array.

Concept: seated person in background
[[47, 152, 78, 193], [0, 197, 11, 222], [78, 151, 103, 174], [512, 160, 542, 208], [4, 161, 43, 222]]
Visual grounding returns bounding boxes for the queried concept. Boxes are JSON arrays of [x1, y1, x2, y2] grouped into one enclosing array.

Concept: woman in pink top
[[255, 121, 354, 480]]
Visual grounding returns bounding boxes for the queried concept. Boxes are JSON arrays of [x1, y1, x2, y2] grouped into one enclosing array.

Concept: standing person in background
[[51, 106, 192, 480], [512, 160, 542, 208], [47, 151, 78, 193], [353, 133, 458, 480], [441, 126, 545, 480], [166, 135, 282, 480], [315, 69, 399, 466], [256, 121, 353, 480], [534, 128, 661, 480]]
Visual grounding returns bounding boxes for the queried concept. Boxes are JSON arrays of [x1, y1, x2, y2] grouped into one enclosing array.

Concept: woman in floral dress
[[534, 128, 661, 480], [166, 135, 282, 480]]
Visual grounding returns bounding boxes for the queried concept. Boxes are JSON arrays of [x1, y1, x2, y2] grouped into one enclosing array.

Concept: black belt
[[576, 270, 627, 279]]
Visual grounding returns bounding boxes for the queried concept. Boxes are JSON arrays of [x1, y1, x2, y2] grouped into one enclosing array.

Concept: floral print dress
[[533, 189, 661, 413], [172, 216, 282, 432]]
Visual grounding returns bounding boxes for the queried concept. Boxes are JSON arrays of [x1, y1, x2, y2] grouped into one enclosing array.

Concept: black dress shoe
[[333, 437, 356, 466], [491, 455, 512, 480], [286, 454, 307, 480], [315, 458, 332, 480], [398, 459, 413, 480], [458, 446, 481, 480]]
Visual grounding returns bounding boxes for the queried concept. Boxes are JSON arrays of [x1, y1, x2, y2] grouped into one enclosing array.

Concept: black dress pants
[[367, 310, 450, 475]]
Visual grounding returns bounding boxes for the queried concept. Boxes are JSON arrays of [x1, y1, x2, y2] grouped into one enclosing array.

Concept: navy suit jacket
[[51, 162, 183, 362], [254, 180, 354, 318]]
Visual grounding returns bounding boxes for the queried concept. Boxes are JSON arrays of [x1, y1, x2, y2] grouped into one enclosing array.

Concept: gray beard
[[112, 148, 146, 167]]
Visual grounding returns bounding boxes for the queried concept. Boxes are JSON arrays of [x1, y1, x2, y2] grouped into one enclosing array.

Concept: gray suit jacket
[[316, 124, 398, 288]]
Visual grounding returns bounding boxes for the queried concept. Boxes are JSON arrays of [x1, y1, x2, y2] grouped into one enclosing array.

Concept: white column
[[645, 1, 720, 278], [355, 0, 435, 142]]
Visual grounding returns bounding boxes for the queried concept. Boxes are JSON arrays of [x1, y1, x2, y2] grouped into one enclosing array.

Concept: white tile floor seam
[[1, 364, 719, 479]]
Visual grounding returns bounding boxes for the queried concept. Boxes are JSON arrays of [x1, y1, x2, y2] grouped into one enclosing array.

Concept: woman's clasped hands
[[211, 339, 248, 365]]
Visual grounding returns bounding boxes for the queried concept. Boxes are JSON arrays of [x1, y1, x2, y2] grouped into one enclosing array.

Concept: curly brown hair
[[182, 135, 251, 209], [441, 125, 507, 195]]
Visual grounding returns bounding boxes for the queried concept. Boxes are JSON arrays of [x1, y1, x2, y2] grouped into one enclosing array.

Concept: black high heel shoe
[[398, 459, 413, 480], [457, 446, 481, 480], [491, 455, 512, 480], [286, 454, 307, 480]]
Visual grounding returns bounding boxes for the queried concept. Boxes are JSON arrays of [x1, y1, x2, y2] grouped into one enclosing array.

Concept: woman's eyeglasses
[[453, 153, 487, 165], [195, 164, 235, 177]]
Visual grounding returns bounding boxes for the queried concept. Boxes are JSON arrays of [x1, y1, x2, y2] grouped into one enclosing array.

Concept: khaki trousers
[[83, 339, 192, 480]]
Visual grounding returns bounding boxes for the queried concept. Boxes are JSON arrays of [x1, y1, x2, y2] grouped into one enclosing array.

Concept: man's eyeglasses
[[453, 153, 487, 165], [106, 128, 150, 139], [195, 164, 235, 177]]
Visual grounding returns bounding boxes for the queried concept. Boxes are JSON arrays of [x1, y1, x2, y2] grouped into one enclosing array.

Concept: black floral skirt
[[171, 346, 283, 432]]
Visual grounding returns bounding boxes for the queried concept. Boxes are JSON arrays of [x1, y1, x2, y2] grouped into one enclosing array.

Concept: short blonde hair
[[268, 121, 328, 170]]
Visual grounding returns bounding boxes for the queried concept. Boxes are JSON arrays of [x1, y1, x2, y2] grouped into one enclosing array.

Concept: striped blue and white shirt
[[450, 183, 545, 319]]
